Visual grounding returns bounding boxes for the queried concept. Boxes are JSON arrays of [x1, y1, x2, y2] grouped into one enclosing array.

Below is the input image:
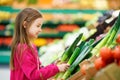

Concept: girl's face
[[28, 18, 43, 39]]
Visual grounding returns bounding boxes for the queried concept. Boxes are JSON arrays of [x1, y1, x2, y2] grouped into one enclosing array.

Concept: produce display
[[0, 0, 120, 79], [73, 33, 120, 80], [40, 27, 92, 66], [42, 11, 120, 80], [91, 10, 120, 56]]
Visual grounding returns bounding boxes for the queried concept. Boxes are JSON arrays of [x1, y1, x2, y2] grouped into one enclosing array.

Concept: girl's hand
[[54, 59, 61, 64], [57, 63, 70, 72]]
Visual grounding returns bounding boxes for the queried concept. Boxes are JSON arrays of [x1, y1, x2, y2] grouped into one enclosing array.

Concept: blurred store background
[[0, 0, 120, 80]]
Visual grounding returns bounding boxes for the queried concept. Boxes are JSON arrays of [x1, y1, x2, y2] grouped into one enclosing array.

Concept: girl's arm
[[20, 50, 59, 80]]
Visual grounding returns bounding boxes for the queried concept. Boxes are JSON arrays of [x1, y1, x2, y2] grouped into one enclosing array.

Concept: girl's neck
[[29, 37, 36, 47], [29, 40, 33, 46], [30, 38, 36, 47]]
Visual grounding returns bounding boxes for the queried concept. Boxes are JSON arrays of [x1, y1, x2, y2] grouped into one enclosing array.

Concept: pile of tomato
[[80, 34, 120, 75], [94, 34, 120, 70]]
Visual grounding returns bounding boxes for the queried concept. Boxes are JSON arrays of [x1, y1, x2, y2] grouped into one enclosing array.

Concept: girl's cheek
[[28, 29, 35, 36], [29, 33, 36, 38]]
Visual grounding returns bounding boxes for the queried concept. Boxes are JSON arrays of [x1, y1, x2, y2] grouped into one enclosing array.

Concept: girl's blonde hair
[[10, 8, 43, 70]]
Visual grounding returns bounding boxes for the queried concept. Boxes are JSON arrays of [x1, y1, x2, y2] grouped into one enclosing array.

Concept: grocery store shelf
[[0, 6, 106, 14], [0, 30, 68, 38], [0, 30, 13, 37], [0, 50, 10, 64], [43, 20, 86, 28], [39, 32, 67, 38], [0, 20, 10, 25]]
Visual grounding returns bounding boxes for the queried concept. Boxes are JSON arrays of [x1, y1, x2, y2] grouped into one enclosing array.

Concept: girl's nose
[[39, 28, 42, 32]]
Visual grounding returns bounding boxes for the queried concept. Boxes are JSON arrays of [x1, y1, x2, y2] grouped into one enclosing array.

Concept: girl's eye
[[37, 25, 41, 27], [37, 24, 41, 27]]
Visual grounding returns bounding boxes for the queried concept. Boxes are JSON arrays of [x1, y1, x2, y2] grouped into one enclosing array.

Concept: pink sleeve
[[39, 64, 59, 79], [20, 50, 59, 80]]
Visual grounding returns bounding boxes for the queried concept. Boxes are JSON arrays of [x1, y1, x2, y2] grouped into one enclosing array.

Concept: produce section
[[68, 33, 120, 80], [0, 0, 120, 80], [40, 10, 120, 79]]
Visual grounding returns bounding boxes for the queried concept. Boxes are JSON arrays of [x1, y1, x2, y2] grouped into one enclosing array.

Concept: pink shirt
[[10, 44, 59, 80]]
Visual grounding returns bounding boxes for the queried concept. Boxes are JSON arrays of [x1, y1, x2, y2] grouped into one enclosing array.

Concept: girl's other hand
[[57, 63, 70, 72]]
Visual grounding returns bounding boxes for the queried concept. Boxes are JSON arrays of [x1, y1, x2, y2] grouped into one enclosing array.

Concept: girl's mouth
[[36, 32, 39, 35]]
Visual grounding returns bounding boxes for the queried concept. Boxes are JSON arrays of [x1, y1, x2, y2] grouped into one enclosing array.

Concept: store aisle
[[0, 65, 10, 80]]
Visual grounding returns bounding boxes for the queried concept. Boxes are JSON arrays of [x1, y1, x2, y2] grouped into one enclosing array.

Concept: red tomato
[[116, 34, 120, 43], [94, 57, 106, 70], [112, 46, 120, 60], [100, 47, 113, 63], [80, 64, 87, 75]]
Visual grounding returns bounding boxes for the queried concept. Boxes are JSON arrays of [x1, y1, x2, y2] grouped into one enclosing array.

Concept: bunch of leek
[[91, 12, 120, 56]]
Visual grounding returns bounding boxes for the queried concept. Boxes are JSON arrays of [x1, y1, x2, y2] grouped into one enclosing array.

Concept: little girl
[[10, 8, 69, 80]]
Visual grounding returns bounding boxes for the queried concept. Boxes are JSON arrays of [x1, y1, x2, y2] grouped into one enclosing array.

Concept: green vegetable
[[61, 33, 83, 62], [67, 41, 85, 65], [67, 47, 81, 64], [91, 12, 120, 56], [56, 41, 85, 78], [62, 39, 94, 79], [55, 33, 83, 78], [71, 65, 80, 75]]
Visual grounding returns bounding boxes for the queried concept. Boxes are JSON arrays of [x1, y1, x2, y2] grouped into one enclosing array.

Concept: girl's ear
[[23, 21, 27, 28]]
